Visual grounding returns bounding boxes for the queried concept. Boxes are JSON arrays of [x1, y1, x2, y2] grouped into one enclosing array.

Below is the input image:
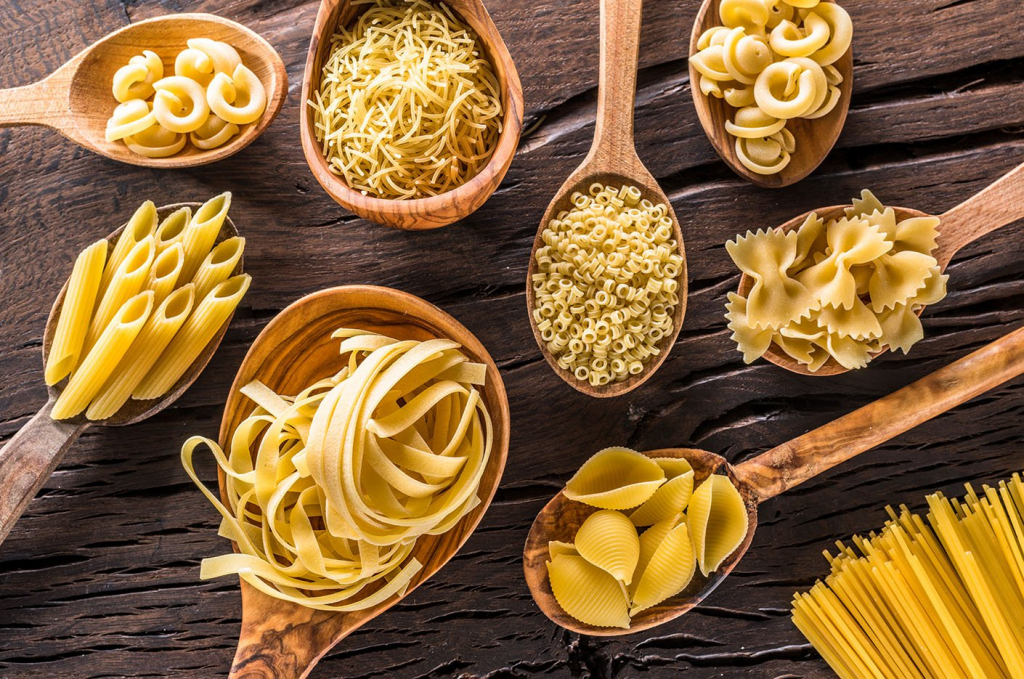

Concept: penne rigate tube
[[179, 192, 231, 282], [52, 291, 154, 420], [154, 206, 191, 254], [83, 236, 155, 356], [98, 201, 157, 297], [191, 236, 244, 300], [147, 242, 185, 308], [44, 240, 108, 386], [133, 273, 251, 400]]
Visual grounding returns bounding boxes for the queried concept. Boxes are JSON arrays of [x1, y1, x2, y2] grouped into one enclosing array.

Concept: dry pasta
[[191, 237, 245, 301], [45, 240, 108, 386], [688, 473, 748, 576], [180, 193, 232, 281], [563, 447, 666, 510], [725, 190, 948, 370], [308, 0, 502, 199], [179, 328, 493, 611], [792, 471, 1024, 679], [532, 182, 684, 386]]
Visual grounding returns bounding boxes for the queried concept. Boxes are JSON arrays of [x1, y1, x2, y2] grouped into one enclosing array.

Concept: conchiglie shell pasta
[[688, 475, 748, 577], [206, 65, 267, 126], [547, 555, 631, 629], [563, 448, 666, 510], [629, 471, 695, 527], [630, 517, 680, 598], [574, 510, 640, 584], [630, 522, 696, 615], [653, 457, 694, 479], [548, 540, 579, 560]]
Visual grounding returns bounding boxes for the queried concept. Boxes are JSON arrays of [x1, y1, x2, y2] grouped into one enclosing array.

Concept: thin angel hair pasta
[[45, 240, 108, 386], [547, 554, 631, 629], [628, 471, 695, 527], [688, 474, 749, 577], [573, 510, 640, 584], [563, 448, 666, 510], [191, 236, 244, 300], [630, 521, 696, 615], [83, 236, 155, 356]]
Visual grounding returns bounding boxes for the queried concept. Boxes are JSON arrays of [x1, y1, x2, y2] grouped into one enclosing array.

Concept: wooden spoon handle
[[0, 399, 89, 547], [0, 77, 70, 128], [936, 161, 1024, 268], [590, 0, 644, 166], [735, 323, 1024, 502]]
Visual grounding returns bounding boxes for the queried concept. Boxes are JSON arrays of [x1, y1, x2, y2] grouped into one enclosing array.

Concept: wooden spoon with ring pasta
[[299, 0, 524, 230], [218, 286, 510, 678], [525, 321, 1024, 635], [688, 0, 853, 188], [0, 204, 241, 548], [526, 0, 688, 398], [742, 160, 1024, 376], [0, 13, 287, 168]]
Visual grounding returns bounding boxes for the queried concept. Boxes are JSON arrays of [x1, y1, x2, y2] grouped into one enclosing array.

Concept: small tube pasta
[[180, 192, 232, 282], [187, 38, 241, 75], [191, 237, 245, 301], [152, 75, 210, 133], [174, 47, 215, 87], [146, 242, 185, 308], [206, 65, 267, 125], [133, 274, 250, 400], [84, 237, 155, 355], [105, 99, 157, 142], [155, 206, 191, 254], [112, 50, 163, 102], [125, 122, 186, 158], [45, 240, 108, 385], [51, 291, 154, 420], [189, 114, 240, 150], [85, 286, 195, 421]]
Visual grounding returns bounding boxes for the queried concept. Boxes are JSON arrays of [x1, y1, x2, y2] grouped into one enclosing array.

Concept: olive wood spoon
[[300, 0, 524, 230], [526, 0, 687, 398], [0, 13, 287, 168], [688, 0, 853, 188], [0, 204, 242, 547], [219, 286, 510, 678], [742, 160, 1024, 376], [525, 320, 1024, 635]]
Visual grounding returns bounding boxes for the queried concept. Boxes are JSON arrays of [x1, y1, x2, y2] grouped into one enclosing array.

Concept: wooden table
[[2, 0, 1023, 676]]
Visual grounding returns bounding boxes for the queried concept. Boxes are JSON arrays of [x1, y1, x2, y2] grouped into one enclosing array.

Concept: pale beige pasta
[[45, 240, 108, 386], [808, 2, 853, 66], [187, 38, 241, 75], [52, 292, 154, 420], [191, 237, 244, 300], [754, 57, 827, 120], [86, 286, 195, 420], [547, 554, 631, 629], [152, 75, 210, 134], [548, 540, 579, 560], [563, 448, 666, 510], [100, 200, 158, 297], [146, 242, 185, 308], [112, 50, 163, 102], [180, 192, 231, 282], [735, 131, 794, 175], [629, 471, 695, 527], [726, 229, 818, 329], [719, 0, 770, 27], [797, 217, 891, 310], [630, 521, 696, 615], [688, 474, 748, 577], [84, 237, 155, 356], [722, 27, 773, 84], [724, 106, 786, 138], [125, 122, 186, 158], [154, 206, 191, 254], [189, 114, 239, 150], [105, 99, 157, 142], [133, 274, 250, 400], [725, 292, 773, 363], [207, 65, 267, 126], [868, 250, 935, 312], [174, 47, 215, 87], [816, 299, 881, 341], [770, 13, 829, 57], [574, 510, 640, 584]]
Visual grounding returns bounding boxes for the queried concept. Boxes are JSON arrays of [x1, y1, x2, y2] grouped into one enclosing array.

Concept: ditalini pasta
[[725, 190, 948, 370], [106, 39, 267, 158], [532, 182, 684, 386], [793, 472, 1024, 679], [546, 448, 748, 628], [308, 0, 502, 199], [180, 328, 494, 611], [47, 196, 247, 421], [691, 0, 853, 174]]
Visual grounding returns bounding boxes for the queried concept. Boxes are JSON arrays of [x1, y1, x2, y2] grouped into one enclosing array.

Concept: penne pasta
[[191, 237, 244, 301], [179, 192, 231, 282], [98, 201, 157, 298], [44, 240, 108, 386], [146, 242, 185, 308], [82, 236, 155, 357], [155, 206, 191, 254], [52, 291, 154, 420], [86, 286, 195, 420], [134, 273, 250, 400]]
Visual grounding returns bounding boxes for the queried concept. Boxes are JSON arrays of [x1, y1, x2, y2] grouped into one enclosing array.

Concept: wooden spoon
[[218, 285, 510, 678], [526, 0, 688, 398], [688, 0, 853, 188], [299, 0, 524, 230], [525, 320, 1024, 635], [0, 13, 287, 168], [741, 161, 1024, 376], [0, 204, 242, 547]]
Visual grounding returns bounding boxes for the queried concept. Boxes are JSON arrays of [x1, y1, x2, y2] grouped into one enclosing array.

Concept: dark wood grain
[[3, 0, 1024, 676]]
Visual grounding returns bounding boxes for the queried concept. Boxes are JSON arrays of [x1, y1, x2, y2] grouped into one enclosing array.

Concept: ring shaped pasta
[[563, 448, 666, 510], [769, 13, 830, 57], [105, 99, 157, 142], [152, 76, 210, 134], [190, 114, 240, 150], [174, 47, 215, 87], [808, 2, 853, 66], [719, 0, 771, 28], [206, 65, 267, 126], [724, 106, 786, 138], [125, 122, 186, 158], [722, 28, 773, 84], [754, 57, 827, 119], [187, 38, 242, 75], [112, 50, 163, 102]]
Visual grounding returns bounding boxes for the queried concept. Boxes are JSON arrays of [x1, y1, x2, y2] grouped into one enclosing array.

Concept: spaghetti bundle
[[792, 472, 1024, 679]]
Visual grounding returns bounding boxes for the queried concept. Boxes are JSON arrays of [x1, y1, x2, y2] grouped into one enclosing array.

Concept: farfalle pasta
[[691, 0, 853, 175], [106, 39, 267, 159], [544, 448, 748, 628], [725, 190, 948, 371]]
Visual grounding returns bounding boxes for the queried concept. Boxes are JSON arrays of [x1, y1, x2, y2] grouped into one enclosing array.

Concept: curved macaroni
[[152, 75, 210, 134], [206, 65, 267, 126]]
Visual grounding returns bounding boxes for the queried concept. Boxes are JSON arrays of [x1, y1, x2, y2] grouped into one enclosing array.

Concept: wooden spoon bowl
[[526, 0, 687, 398], [525, 321, 1024, 635], [0, 203, 242, 546], [688, 0, 853, 188], [220, 285, 510, 678], [299, 0, 524, 230], [0, 13, 287, 168]]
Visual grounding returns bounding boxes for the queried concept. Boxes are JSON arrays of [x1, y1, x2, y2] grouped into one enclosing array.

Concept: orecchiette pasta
[[724, 190, 948, 371]]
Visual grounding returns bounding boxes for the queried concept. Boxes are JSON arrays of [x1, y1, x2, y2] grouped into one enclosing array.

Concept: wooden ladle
[[743, 161, 1024, 376], [0, 13, 287, 168], [525, 320, 1024, 635], [688, 0, 853, 188], [299, 0, 524, 230], [217, 286, 510, 678], [0, 204, 241, 547], [526, 0, 687, 398]]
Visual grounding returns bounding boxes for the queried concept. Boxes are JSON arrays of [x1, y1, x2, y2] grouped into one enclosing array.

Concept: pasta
[[629, 469, 695, 527], [179, 328, 494, 612], [106, 39, 267, 158], [191, 237, 245, 301], [44, 240, 108, 386], [180, 193, 232, 282], [630, 520, 696, 615], [308, 0, 502, 199], [688, 474, 749, 576], [531, 182, 684, 386], [691, 0, 853, 174], [83, 236, 156, 357], [563, 447, 666, 510], [725, 190, 948, 370], [792, 472, 1024, 679], [574, 510, 640, 584], [548, 555, 631, 629]]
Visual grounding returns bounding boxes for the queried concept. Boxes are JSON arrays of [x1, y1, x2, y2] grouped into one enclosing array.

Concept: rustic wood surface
[[2, 0, 1024, 676]]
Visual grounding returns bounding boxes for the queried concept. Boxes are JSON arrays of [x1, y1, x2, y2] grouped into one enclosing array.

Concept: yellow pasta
[[548, 540, 579, 559], [125, 122, 186, 158], [154, 206, 191, 254], [547, 555, 631, 629], [574, 510, 640, 584], [152, 75, 209, 134], [688, 474, 748, 577], [563, 447, 666, 510], [146, 242, 185, 308], [99, 201, 158, 298], [191, 237, 245, 301], [726, 229, 818, 329], [105, 99, 157, 142], [174, 47, 215, 87], [189, 115, 239, 151], [112, 50, 163, 102], [630, 517, 681, 598], [83, 236, 155, 356], [45, 240, 108, 386], [51, 292, 154, 420], [187, 38, 241, 75], [629, 471, 695, 527], [179, 192, 231, 282], [206, 65, 267, 126], [630, 521, 696, 615]]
